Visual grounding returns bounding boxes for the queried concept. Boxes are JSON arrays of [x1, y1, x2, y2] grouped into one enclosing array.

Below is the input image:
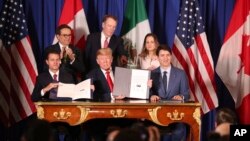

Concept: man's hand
[[113, 95, 125, 100], [43, 83, 59, 93], [147, 79, 152, 88], [120, 55, 128, 66], [172, 95, 184, 100], [65, 48, 75, 61], [150, 95, 160, 102]]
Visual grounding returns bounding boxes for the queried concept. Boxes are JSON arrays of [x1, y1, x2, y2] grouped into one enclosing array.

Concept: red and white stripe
[[53, 0, 89, 50], [216, 0, 250, 124], [0, 36, 37, 126], [172, 33, 218, 114]]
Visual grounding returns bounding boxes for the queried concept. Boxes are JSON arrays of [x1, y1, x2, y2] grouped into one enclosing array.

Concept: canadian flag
[[216, 0, 250, 124], [53, 0, 89, 49]]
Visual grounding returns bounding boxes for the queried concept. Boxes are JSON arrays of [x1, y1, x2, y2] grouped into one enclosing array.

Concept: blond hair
[[96, 48, 113, 58]]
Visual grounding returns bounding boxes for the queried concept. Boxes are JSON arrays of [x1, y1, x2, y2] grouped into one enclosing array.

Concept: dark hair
[[23, 119, 54, 141], [102, 14, 118, 23], [140, 33, 159, 59], [114, 128, 143, 141], [156, 44, 172, 56], [207, 131, 229, 141], [45, 48, 60, 60], [216, 108, 238, 125], [130, 122, 149, 141], [55, 24, 71, 35]]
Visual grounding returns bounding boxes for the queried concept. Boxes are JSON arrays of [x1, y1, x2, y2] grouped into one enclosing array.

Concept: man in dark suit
[[84, 48, 127, 141], [84, 14, 128, 73], [44, 24, 85, 83], [150, 45, 190, 141], [32, 50, 80, 141], [86, 48, 124, 102], [32, 50, 75, 102]]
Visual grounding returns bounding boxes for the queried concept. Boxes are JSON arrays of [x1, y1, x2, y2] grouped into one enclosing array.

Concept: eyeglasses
[[60, 34, 72, 37]]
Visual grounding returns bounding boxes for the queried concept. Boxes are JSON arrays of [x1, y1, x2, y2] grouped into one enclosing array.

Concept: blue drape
[[0, 0, 236, 141]]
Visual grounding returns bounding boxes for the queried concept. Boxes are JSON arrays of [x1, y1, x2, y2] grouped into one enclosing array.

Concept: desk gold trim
[[35, 101, 201, 141]]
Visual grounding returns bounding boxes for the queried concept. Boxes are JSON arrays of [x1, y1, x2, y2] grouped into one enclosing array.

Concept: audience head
[[21, 119, 54, 141], [113, 128, 143, 141], [140, 33, 159, 58], [130, 122, 149, 141], [45, 49, 61, 72], [55, 24, 72, 46], [215, 108, 237, 137], [102, 15, 118, 37], [216, 108, 238, 125], [96, 48, 113, 70], [207, 131, 229, 141], [106, 126, 121, 141], [156, 44, 172, 68]]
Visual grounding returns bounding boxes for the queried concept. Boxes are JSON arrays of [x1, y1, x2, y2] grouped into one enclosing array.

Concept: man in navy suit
[[84, 14, 128, 73], [44, 24, 85, 83], [150, 44, 190, 141], [31, 50, 80, 141], [32, 50, 75, 102]]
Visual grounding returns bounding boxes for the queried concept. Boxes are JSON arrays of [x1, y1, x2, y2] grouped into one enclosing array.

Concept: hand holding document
[[57, 79, 92, 100]]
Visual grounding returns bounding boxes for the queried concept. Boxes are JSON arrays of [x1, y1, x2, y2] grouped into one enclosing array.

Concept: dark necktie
[[49, 74, 58, 99], [106, 71, 113, 92], [104, 37, 109, 48], [162, 71, 167, 93], [61, 47, 67, 63]]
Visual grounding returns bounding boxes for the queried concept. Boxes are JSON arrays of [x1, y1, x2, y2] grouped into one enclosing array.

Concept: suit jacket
[[44, 43, 85, 82], [150, 66, 190, 100], [86, 68, 113, 102], [31, 70, 75, 102], [84, 33, 128, 73]]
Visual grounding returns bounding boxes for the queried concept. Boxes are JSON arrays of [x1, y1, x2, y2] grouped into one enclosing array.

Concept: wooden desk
[[35, 100, 201, 141]]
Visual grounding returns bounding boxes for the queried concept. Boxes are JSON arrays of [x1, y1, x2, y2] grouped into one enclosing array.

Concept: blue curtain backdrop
[[0, 0, 236, 141]]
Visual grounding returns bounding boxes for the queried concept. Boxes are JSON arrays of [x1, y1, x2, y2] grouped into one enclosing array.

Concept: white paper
[[113, 67, 150, 99], [130, 69, 150, 99], [57, 79, 91, 100]]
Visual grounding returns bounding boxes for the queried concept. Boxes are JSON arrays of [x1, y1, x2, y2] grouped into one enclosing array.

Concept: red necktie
[[53, 74, 58, 82], [104, 37, 109, 48], [106, 71, 113, 92]]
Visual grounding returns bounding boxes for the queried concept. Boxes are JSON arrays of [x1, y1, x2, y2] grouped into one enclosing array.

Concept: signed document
[[113, 67, 150, 99], [57, 79, 92, 100]]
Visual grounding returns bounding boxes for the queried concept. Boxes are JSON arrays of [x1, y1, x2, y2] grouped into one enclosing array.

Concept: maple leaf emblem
[[238, 35, 250, 75]]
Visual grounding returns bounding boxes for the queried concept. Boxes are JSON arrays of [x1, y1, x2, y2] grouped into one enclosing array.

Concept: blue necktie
[[162, 71, 167, 93], [49, 74, 58, 99]]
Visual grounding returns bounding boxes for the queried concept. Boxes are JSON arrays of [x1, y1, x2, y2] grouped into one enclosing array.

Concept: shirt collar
[[160, 65, 171, 74], [48, 69, 59, 77], [58, 42, 68, 50]]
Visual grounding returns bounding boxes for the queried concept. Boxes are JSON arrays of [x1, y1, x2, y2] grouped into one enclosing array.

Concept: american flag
[[0, 0, 37, 126], [172, 0, 218, 113]]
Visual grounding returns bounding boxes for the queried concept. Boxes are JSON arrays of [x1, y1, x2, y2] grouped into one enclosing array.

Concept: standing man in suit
[[84, 14, 128, 73], [45, 24, 85, 83], [150, 44, 190, 141]]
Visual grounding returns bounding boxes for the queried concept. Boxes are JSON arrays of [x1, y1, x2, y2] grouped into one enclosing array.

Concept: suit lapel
[[154, 68, 165, 96], [97, 33, 102, 49], [97, 68, 110, 91], [167, 67, 176, 95]]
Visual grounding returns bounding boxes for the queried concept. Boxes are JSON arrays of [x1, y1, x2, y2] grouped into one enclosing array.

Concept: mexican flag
[[121, 0, 151, 56]]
